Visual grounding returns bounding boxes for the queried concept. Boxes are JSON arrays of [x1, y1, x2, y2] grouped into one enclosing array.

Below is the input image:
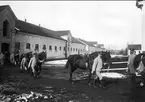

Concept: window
[[49, 45, 52, 51], [71, 48, 72, 51], [60, 46, 61, 51], [64, 47, 65, 51], [43, 45, 46, 50], [55, 46, 57, 52], [26, 43, 30, 49], [15, 42, 20, 50], [3, 20, 10, 37], [68, 47, 69, 51], [76, 48, 77, 51], [73, 48, 75, 51], [35, 44, 39, 51]]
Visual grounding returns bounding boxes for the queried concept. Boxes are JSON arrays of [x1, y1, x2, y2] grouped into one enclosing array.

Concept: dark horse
[[133, 53, 145, 84], [65, 51, 112, 84]]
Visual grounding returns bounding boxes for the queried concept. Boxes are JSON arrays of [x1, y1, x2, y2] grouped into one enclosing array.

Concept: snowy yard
[[44, 59, 127, 65], [44, 60, 67, 65], [43, 59, 128, 80]]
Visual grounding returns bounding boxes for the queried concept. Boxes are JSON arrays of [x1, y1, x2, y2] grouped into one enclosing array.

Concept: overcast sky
[[0, 1, 142, 50]]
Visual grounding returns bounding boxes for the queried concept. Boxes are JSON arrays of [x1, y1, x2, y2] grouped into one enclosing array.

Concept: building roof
[[78, 38, 96, 47], [0, 5, 8, 12], [128, 44, 141, 50], [97, 44, 104, 48], [55, 30, 71, 36], [71, 37, 85, 45], [0, 5, 17, 19], [15, 20, 66, 41]]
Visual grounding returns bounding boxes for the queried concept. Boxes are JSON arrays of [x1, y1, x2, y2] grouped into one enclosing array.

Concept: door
[[1, 43, 10, 62]]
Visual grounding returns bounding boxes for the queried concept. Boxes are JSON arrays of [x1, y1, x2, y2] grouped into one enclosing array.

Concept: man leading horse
[[65, 51, 112, 87]]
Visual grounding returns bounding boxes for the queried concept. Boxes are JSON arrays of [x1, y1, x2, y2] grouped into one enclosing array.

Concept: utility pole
[[136, 0, 145, 52]]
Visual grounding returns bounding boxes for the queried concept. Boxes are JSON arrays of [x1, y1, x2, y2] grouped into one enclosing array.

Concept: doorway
[[1, 43, 10, 63]]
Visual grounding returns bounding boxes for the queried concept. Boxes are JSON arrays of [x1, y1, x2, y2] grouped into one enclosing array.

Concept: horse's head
[[83, 54, 89, 62], [101, 51, 112, 67], [38, 51, 46, 61], [134, 53, 145, 71]]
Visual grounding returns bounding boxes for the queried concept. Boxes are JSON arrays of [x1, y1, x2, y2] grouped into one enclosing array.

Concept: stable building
[[56, 30, 86, 56], [0, 5, 105, 59], [0, 5, 67, 59], [69, 37, 86, 55], [15, 20, 67, 58], [78, 38, 105, 54]]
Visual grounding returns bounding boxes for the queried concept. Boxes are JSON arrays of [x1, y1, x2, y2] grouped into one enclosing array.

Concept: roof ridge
[[0, 5, 9, 12], [0, 5, 9, 7], [15, 19, 66, 41], [17, 19, 56, 33]]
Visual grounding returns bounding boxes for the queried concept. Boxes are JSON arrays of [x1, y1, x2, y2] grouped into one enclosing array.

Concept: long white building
[[0, 5, 105, 59]]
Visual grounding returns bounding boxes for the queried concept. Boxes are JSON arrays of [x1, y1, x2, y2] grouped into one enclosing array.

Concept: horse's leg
[[68, 62, 73, 81], [69, 64, 77, 83], [69, 64, 75, 81], [88, 70, 92, 85], [88, 63, 92, 85]]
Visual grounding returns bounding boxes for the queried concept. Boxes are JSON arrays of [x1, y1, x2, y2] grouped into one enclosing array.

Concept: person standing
[[127, 49, 136, 87], [0, 52, 5, 67], [28, 53, 38, 78], [20, 54, 28, 71], [91, 52, 105, 88], [10, 52, 15, 65]]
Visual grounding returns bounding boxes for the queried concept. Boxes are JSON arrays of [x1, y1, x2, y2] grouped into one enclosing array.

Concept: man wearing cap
[[28, 53, 38, 78], [20, 54, 28, 71], [91, 52, 105, 88]]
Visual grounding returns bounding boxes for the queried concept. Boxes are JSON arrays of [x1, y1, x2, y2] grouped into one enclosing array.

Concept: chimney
[[25, 19, 27, 22], [39, 24, 41, 27]]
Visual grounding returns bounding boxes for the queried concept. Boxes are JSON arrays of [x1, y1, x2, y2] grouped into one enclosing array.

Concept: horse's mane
[[89, 52, 99, 60], [88, 51, 111, 62], [38, 51, 47, 60]]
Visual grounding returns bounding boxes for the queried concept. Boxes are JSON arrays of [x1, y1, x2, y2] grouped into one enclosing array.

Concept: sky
[[0, 1, 142, 50]]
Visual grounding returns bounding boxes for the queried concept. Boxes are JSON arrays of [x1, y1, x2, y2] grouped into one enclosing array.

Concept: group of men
[[20, 53, 43, 78], [9, 51, 44, 78]]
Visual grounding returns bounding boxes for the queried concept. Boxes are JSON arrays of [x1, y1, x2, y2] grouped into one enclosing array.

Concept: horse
[[133, 53, 145, 85], [65, 51, 112, 84]]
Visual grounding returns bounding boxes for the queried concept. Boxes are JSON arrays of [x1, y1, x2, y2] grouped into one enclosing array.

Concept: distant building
[[78, 39, 105, 54], [127, 44, 141, 55], [55, 31, 86, 56]]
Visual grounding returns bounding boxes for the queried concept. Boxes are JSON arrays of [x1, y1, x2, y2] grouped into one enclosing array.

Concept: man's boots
[[94, 77, 99, 86], [99, 79, 106, 88]]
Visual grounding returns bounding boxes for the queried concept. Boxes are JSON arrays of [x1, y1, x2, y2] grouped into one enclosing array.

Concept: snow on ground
[[101, 72, 126, 79], [44, 60, 67, 65], [44, 59, 127, 65]]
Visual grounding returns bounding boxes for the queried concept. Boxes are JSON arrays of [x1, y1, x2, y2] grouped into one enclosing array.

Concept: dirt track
[[1, 63, 145, 102]]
